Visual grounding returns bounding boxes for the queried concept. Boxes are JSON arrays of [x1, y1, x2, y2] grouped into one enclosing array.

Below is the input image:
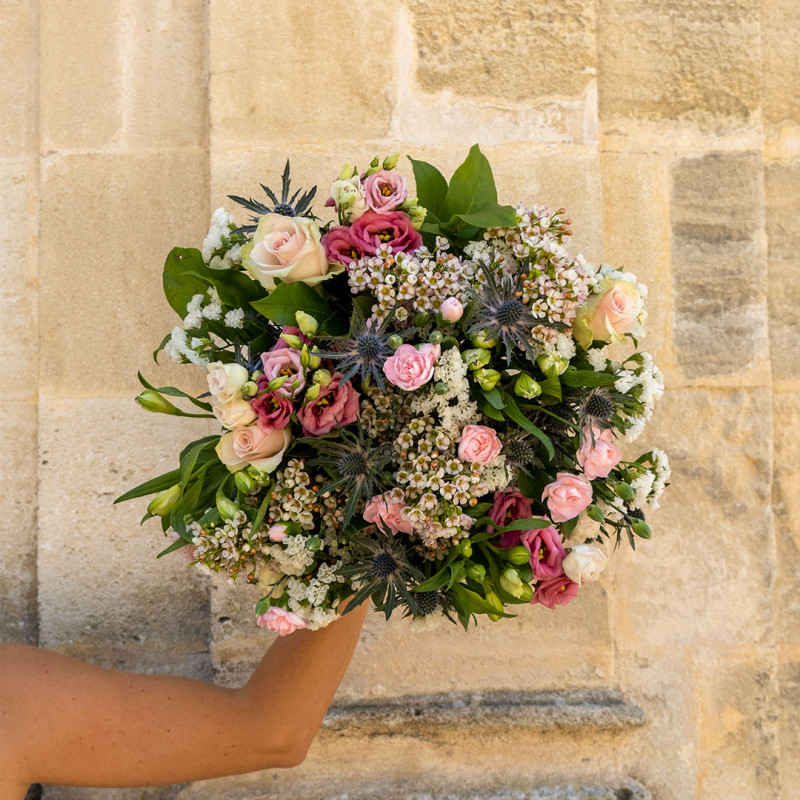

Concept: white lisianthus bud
[[562, 544, 608, 586], [537, 352, 569, 377], [295, 310, 318, 336]]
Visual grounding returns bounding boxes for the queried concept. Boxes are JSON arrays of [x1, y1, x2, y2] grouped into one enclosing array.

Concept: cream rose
[[574, 279, 644, 348], [216, 425, 290, 473], [242, 213, 329, 290], [562, 544, 608, 586], [206, 362, 256, 429]]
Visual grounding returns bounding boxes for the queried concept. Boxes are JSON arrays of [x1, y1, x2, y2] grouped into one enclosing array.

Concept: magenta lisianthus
[[363, 170, 408, 213], [297, 372, 360, 436], [531, 574, 579, 609], [349, 211, 422, 256], [321, 226, 363, 267], [250, 390, 293, 433], [489, 488, 534, 546], [519, 526, 566, 580]]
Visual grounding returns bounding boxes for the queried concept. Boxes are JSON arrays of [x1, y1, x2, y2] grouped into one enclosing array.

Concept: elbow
[[255, 729, 313, 770]]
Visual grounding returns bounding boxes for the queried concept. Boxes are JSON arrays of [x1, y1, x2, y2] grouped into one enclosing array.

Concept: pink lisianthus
[[542, 472, 593, 522], [349, 211, 422, 256], [576, 425, 622, 480], [250, 390, 293, 433], [296, 372, 360, 436], [383, 343, 440, 391], [256, 606, 308, 636], [489, 488, 534, 546], [321, 226, 363, 267], [519, 526, 566, 580], [363, 170, 408, 213], [363, 493, 413, 535], [458, 424, 503, 464], [260, 347, 305, 397], [531, 574, 579, 609]]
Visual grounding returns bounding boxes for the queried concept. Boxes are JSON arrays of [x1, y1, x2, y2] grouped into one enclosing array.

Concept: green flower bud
[[441, 335, 459, 351], [466, 563, 486, 582], [483, 586, 504, 614], [304, 384, 321, 402], [280, 333, 304, 350], [308, 348, 321, 369], [250, 370, 263, 382], [503, 545, 532, 566], [434, 381, 449, 395], [266, 375, 287, 391], [471, 329, 498, 349], [414, 311, 430, 328], [313, 368, 333, 386], [475, 368, 501, 391], [387, 334, 404, 350], [586, 504, 605, 523], [147, 484, 182, 517], [234, 470, 256, 494], [517, 562, 533, 583], [300, 345, 310, 368], [518, 582, 533, 602], [295, 310, 318, 336], [136, 390, 180, 416], [338, 163, 353, 181], [370, 155, 380, 168], [429, 330, 443, 345], [632, 520, 652, 539], [382, 153, 400, 170], [405, 203, 427, 229], [240, 380, 258, 399], [459, 540, 473, 558], [305, 535, 322, 551], [514, 373, 542, 399], [500, 567, 526, 599], [216, 490, 239, 521], [537, 352, 569, 377], [462, 348, 491, 369], [614, 482, 636, 502]]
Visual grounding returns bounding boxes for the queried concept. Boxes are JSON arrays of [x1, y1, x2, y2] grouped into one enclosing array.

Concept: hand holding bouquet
[[119, 146, 669, 634]]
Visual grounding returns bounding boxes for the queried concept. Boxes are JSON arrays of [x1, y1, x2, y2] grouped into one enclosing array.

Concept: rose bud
[[440, 297, 464, 323]]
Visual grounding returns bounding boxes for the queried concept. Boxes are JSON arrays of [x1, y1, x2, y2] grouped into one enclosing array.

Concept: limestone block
[[696, 649, 779, 799], [612, 387, 773, 649], [778, 650, 800, 796], [596, 0, 760, 133], [0, 159, 38, 402], [670, 152, 767, 378], [766, 163, 800, 383], [38, 152, 209, 398], [600, 153, 672, 360], [762, 0, 800, 154], [36, 397, 212, 677], [0, 0, 36, 157], [0, 400, 38, 644], [209, 0, 396, 144]]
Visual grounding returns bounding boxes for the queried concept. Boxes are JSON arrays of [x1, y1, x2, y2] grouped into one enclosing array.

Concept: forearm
[[0, 601, 368, 790]]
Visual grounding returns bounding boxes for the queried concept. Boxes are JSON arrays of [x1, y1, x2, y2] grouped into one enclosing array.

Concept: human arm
[[0, 599, 368, 795]]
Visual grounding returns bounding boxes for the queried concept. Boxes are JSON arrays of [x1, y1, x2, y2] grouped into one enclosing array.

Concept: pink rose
[[321, 225, 363, 267], [242, 213, 329, 291], [297, 372, 360, 436], [519, 526, 566, 580], [216, 425, 291, 473], [458, 424, 503, 464], [576, 425, 622, 480], [489, 488, 534, 546], [260, 348, 305, 397], [574, 278, 644, 347], [256, 606, 308, 636], [363, 493, 414, 535], [440, 297, 464, 323], [349, 211, 422, 256], [531, 574, 579, 609], [383, 343, 440, 391], [267, 524, 288, 542], [541, 472, 593, 522], [363, 170, 408, 213], [251, 390, 293, 433]]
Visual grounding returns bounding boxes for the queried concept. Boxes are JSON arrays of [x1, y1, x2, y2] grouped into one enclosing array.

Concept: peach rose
[[363, 493, 414, 535], [256, 606, 308, 636], [216, 425, 290, 473], [383, 343, 440, 391], [542, 472, 593, 522], [242, 213, 329, 290], [576, 425, 622, 480], [574, 278, 644, 348], [458, 424, 503, 464], [206, 362, 257, 429]]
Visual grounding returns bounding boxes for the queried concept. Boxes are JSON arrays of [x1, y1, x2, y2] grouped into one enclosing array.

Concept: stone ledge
[[322, 690, 645, 736], [317, 783, 651, 800]]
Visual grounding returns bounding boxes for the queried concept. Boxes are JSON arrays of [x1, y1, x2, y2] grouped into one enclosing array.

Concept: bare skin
[[0, 600, 368, 799]]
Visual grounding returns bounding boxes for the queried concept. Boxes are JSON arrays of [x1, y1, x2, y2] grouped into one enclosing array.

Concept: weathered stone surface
[[766, 163, 800, 382], [0, 0, 36, 157], [209, 0, 395, 143], [696, 649, 780, 799], [778, 651, 800, 796], [0, 400, 38, 644], [762, 0, 800, 129], [38, 153, 209, 397], [36, 398, 212, 676], [408, 0, 596, 102], [597, 0, 760, 131], [670, 152, 767, 377]]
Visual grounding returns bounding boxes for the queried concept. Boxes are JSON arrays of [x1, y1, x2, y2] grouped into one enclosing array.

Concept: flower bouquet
[[117, 145, 669, 635]]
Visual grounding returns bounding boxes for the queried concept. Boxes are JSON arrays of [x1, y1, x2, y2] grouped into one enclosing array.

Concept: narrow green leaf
[[114, 469, 181, 504], [477, 394, 504, 421], [539, 373, 562, 401], [179, 437, 219, 486], [495, 517, 551, 532], [408, 156, 448, 217], [501, 393, 555, 461], [560, 369, 616, 388], [446, 562, 467, 591], [414, 568, 451, 593], [137, 372, 213, 412], [157, 537, 191, 559], [481, 387, 506, 410], [442, 144, 497, 220]]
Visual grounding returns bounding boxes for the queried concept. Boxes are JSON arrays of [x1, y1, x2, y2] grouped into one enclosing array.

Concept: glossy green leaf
[[501, 394, 555, 461], [408, 156, 448, 217], [251, 281, 345, 335]]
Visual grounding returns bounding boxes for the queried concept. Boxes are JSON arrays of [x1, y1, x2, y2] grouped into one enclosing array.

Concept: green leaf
[[157, 536, 192, 559], [452, 585, 514, 618], [408, 156, 448, 217], [446, 562, 467, 591], [501, 394, 555, 461], [477, 394, 504, 421], [465, 502, 493, 519], [454, 201, 517, 230], [137, 372, 212, 412], [251, 281, 345, 335], [414, 567, 451, 593], [179, 436, 219, 487], [539, 373, 562, 401], [441, 144, 497, 221], [252, 485, 275, 533], [560, 516, 579, 536], [495, 517, 552, 532], [481, 387, 506, 410], [560, 369, 616, 388], [114, 469, 181, 505]]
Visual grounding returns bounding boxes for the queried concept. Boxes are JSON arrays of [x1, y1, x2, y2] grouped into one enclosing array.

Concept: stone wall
[[1, 1, 797, 798]]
